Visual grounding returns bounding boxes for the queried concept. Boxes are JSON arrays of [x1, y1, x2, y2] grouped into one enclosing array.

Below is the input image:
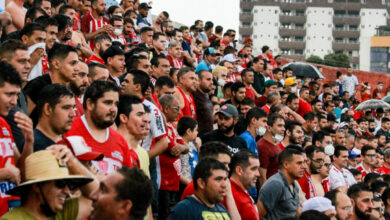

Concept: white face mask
[[218, 78, 226, 86], [272, 134, 284, 143], [379, 85, 383, 90], [324, 144, 335, 156], [113, 29, 122, 36], [114, 13, 122, 17], [256, 127, 266, 136], [291, 86, 297, 93]]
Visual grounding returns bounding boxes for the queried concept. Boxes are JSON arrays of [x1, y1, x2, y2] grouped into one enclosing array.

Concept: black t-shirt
[[234, 115, 247, 136], [23, 74, 52, 126], [193, 89, 213, 137], [33, 129, 55, 152], [201, 130, 247, 155]]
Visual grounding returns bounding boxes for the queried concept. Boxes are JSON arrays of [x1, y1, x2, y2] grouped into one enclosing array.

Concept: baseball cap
[[351, 147, 361, 157], [244, 37, 252, 43], [265, 80, 277, 87], [139, 2, 151, 9], [221, 54, 239, 63], [349, 150, 360, 159], [58, 136, 104, 161], [204, 47, 216, 56], [284, 77, 296, 86], [302, 197, 335, 213], [217, 104, 239, 118]]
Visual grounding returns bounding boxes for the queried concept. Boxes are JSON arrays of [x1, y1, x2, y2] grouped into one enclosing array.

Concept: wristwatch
[[76, 43, 81, 50]]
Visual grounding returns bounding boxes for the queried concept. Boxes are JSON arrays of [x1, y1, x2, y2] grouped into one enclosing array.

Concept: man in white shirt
[[341, 67, 358, 96], [329, 146, 356, 193]]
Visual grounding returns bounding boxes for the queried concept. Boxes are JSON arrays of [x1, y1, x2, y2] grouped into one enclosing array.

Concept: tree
[[323, 53, 350, 68], [306, 55, 323, 64]]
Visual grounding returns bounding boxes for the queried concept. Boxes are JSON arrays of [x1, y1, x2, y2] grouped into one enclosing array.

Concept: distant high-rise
[[239, 0, 390, 70]]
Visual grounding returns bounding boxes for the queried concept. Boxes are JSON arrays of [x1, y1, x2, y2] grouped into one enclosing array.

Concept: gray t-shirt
[[341, 74, 358, 95], [259, 171, 300, 220]]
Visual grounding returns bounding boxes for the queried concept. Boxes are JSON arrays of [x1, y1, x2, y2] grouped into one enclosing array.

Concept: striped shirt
[[81, 12, 109, 50]]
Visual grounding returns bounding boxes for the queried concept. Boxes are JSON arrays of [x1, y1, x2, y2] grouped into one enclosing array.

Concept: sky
[[148, 0, 239, 33]]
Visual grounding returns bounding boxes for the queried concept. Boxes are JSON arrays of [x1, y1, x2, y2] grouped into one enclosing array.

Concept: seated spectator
[[325, 190, 353, 220]]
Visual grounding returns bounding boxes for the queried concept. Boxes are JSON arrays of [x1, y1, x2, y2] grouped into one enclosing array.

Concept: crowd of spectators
[[0, 0, 390, 219]]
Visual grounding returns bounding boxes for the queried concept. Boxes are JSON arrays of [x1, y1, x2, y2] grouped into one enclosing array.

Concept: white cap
[[351, 147, 361, 156], [221, 54, 238, 63], [302, 197, 335, 213]]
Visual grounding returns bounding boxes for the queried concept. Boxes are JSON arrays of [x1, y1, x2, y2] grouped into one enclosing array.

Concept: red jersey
[[377, 165, 390, 175], [322, 178, 330, 193], [86, 54, 105, 65], [297, 99, 312, 117], [176, 86, 197, 120], [65, 116, 139, 175], [0, 117, 19, 216], [72, 12, 81, 31], [81, 13, 109, 50], [356, 163, 374, 180], [257, 138, 281, 179], [277, 142, 286, 151], [151, 93, 162, 111], [297, 171, 316, 199], [230, 179, 259, 220], [110, 34, 127, 45], [166, 54, 183, 68], [42, 54, 49, 75], [262, 105, 270, 114], [181, 181, 194, 200], [158, 122, 182, 191], [245, 87, 255, 101], [74, 97, 84, 117]]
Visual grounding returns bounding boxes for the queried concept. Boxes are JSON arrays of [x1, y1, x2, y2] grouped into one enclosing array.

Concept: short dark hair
[[116, 94, 143, 126], [155, 76, 174, 89], [371, 181, 388, 194], [246, 107, 267, 125], [94, 34, 112, 46], [25, 7, 47, 23], [325, 189, 340, 206], [300, 210, 330, 220], [37, 84, 74, 117], [125, 54, 148, 72], [382, 187, 390, 207], [261, 45, 270, 53], [334, 145, 348, 157], [152, 32, 165, 41], [20, 22, 45, 38], [33, 0, 51, 8], [125, 70, 150, 95], [35, 15, 59, 29], [286, 93, 298, 105], [382, 117, 390, 123], [193, 158, 228, 190], [198, 141, 231, 160], [278, 145, 304, 168], [48, 43, 78, 64], [305, 145, 324, 159], [267, 114, 284, 127], [150, 56, 168, 68], [0, 39, 28, 61], [177, 67, 195, 83], [347, 183, 372, 201], [140, 26, 153, 35], [83, 80, 120, 109], [107, 5, 119, 16], [59, 4, 74, 15], [88, 62, 107, 79], [231, 82, 245, 94], [177, 116, 198, 136], [0, 61, 22, 88], [285, 120, 302, 135], [103, 46, 125, 63], [109, 15, 122, 26], [229, 150, 257, 174], [241, 97, 255, 107], [361, 145, 375, 156], [116, 167, 153, 219], [52, 14, 72, 32], [241, 69, 253, 79], [304, 111, 318, 121], [312, 130, 330, 145]]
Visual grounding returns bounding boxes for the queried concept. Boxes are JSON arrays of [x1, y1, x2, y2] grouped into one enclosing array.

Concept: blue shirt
[[195, 60, 211, 72], [240, 131, 258, 156]]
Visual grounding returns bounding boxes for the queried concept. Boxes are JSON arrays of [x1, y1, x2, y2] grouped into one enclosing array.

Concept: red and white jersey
[[81, 13, 109, 50], [157, 122, 182, 191], [329, 165, 356, 190], [141, 99, 167, 151], [0, 117, 18, 216], [227, 73, 238, 83], [166, 54, 183, 68], [322, 178, 330, 194], [86, 54, 105, 65], [377, 165, 390, 175], [65, 116, 139, 175], [176, 86, 197, 121], [110, 34, 127, 45], [356, 163, 374, 180]]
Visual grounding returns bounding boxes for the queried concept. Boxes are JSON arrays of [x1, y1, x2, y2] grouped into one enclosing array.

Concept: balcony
[[279, 28, 306, 36], [239, 13, 253, 22], [279, 41, 306, 50], [240, 1, 254, 10], [332, 29, 360, 38], [279, 15, 307, 23], [284, 54, 306, 61], [333, 16, 360, 25], [239, 27, 253, 36], [332, 42, 360, 51]]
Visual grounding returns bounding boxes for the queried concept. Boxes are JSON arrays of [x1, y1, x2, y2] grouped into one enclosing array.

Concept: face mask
[[218, 78, 226, 86], [272, 134, 284, 143], [256, 127, 266, 136], [379, 85, 383, 90], [114, 13, 122, 17], [291, 86, 297, 93], [324, 144, 335, 156], [132, 19, 137, 26], [113, 29, 122, 36]]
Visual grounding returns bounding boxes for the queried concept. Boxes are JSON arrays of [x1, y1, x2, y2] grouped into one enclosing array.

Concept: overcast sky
[[148, 0, 239, 33]]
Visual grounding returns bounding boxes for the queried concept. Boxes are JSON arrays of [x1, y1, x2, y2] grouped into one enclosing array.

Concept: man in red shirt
[[241, 69, 256, 101], [377, 148, 390, 174], [86, 34, 112, 64], [297, 87, 312, 117], [230, 150, 260, 220], [255, 80, 277, 107], [69, 61, 89, 117], [355, 145, 376, 179], [0, 62, 34, 216], [65, 80, 139, 175], [81, 0, 112, 50], [174, 67, 197, 120], [262, 91, 281, 114], [258, 114, 285, 187]]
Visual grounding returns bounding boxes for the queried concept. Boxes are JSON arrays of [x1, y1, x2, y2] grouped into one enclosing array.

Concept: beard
[[234, 96, 242, 104], [289, 134, 300, 145], [219, 122, 235, 135], [309, 162, 320, 174], [354, 204, 371, 220], [98, 47, 105, 58], [91, 107, 115, 129], [69, 80, 83, 97]]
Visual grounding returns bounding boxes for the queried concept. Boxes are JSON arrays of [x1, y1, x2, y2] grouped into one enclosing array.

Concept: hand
[[103, 24, 114, 34], [5, 158, 20, 184], [46, 144, 75, 164], [14, 112, 33, 144], [170, 145, 183, 157], [30, 48, 44, 66], [195, 137, 201, 148]]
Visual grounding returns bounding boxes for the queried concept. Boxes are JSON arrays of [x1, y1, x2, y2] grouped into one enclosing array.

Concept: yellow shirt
[[136, 145, 150, 178]]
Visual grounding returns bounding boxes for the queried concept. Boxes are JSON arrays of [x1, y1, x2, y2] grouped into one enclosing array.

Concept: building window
[[295, 36, 304, 41], [349, 25, 358, 31], [348, 10, 359, 17], [295, 23, 304, 29], [335, 24, 344, 30], [295, 49, 304, 55], [281, 49, 290, 55], [335, 10, 346, 16], [282, 23, 291, 28], [349, 38, 358, 43], [282, 36, 291, 41], [242, 22, 251, 27], [296, 10, 305, 16], [254, 9, 258, 13], [254, 35, 258, 39], [335, 37, 344, 43]]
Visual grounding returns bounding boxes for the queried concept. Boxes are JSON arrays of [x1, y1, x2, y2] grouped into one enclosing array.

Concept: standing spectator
[[325, 190, 353, 220], [150, 56, 170, 85], [81, 0, 111, 50], [168, 158, 231, 219], [356, 145, 376, 179], [297, 87, 312, 117], [249, 57, 265, 95], [102, 46, 125, 86], [86, 34, 112, 64], [151, 32, 167, 58], [257, 146, 306, 219], [373, 82, 384, 99], [68, 61, 88, 117], [279, 120, 304, 150], [224, 82, 246, 110], [152, 11, 169, 32], [136, 3, 151, 28], [202, 104, 247, 155], [255, 79, 278, 107], [229, 150, 260, 220], [311, 154, 331, 196], [174, 67, 197, 120], [262, 91, 281, 114], [258, 114, 285, 186], [347, 183, 374, 220], [377, 148, 390, 175], [329, 146, 356, 192], [195, 47, 217, 72], [192, 70, 214, 137], [360, 82, 371, 102], [341, 67, 359, 97], [139, 26, 154, 48], [241, 69, 255, 101], [65, 80, 139, 175], [240, 107, 268, 156], [166, 41, 183, 68]]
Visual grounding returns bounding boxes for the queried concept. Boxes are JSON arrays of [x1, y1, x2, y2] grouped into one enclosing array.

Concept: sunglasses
[[54, 180, 76, 190]]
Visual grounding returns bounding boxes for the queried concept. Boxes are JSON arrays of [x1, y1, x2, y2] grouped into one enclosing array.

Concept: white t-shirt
[[141, 99, 166, 151], [329, 165, 356, 190], [341, 74, 358, 95]]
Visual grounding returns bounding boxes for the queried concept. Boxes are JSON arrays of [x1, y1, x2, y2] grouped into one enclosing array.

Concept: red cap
[[244, 37, 252, 43]]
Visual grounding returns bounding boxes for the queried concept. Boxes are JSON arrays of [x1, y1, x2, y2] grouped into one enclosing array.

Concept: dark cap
[[217, 104, 239, 118], [139, 3, 151, 9], [265, 80, 277, 87]]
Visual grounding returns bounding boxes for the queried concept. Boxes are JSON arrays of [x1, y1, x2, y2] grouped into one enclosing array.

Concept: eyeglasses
[[365, 154, 376, 158], [54, 180, 75, 190], [312, 159, 324, 165], [324, 163, 332, 168], [341, 206, 353, 211]]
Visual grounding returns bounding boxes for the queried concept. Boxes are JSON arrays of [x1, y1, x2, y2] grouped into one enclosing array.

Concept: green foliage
[[306, 55, 323, 64], [323, 53, 350, 68]]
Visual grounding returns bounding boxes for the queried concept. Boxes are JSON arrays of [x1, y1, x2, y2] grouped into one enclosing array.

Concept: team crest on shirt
[[111, 151, 123, 162], [2, 127, 9, 136]]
